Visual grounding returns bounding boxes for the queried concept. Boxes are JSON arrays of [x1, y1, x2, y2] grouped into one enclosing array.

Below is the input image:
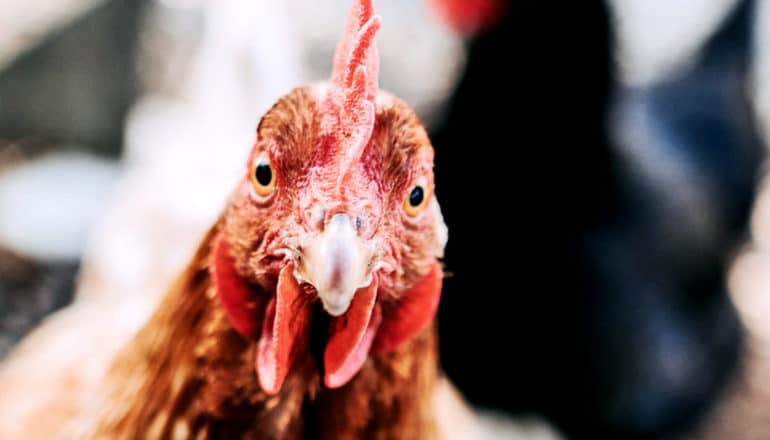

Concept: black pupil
[[255, 163, 272, 186], [409, 186, 424, 207]]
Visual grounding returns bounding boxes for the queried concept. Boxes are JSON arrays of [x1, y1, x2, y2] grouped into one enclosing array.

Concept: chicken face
[[211, 0, 447, 395]]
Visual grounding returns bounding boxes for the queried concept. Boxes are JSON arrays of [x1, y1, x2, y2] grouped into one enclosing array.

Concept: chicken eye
[[404, 181, 429, 217], [251, 155, 276, 197]]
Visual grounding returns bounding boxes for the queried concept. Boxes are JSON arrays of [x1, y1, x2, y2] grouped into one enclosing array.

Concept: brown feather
[[88, 224, 440, 439]]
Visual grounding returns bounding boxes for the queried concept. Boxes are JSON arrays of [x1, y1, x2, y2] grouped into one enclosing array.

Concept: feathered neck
[[86, 225, 440, 439]]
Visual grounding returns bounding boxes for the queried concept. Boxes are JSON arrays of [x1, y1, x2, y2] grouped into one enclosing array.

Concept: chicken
[[0, 0, 468, 437], [114, 0, 446, 433]]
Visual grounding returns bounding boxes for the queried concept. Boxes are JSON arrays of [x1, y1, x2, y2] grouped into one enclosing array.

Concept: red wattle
[[324, 277, 380, 388], [212, 235, 266, 338], [373, 262, 443, 355], [256, 263, 312, 395], [214, 234, 443, 393]]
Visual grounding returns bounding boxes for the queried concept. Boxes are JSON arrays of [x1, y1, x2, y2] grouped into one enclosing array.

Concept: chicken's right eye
[[251, 154, 276, 197], [403, 177, 430, 218]]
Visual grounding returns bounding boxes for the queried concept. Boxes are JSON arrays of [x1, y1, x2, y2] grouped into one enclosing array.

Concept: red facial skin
[[210, 0, 446, 396], [212, 87, 445, 395]]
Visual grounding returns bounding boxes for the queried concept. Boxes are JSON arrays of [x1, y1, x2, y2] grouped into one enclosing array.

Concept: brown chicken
[[2, 1, 461, 438]]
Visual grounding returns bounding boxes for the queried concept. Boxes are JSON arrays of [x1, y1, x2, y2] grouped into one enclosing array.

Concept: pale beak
[[294, 213, 374, 316]]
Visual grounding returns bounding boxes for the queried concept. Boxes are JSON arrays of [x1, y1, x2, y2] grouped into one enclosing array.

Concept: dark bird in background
[[432, 0, 762, 438]]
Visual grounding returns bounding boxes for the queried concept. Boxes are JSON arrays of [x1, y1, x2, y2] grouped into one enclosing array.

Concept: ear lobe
[[373, 262, 443, 355], [431, 198, 448, 258], [212, 235, 266, 339], [213, 237, 313, 395]]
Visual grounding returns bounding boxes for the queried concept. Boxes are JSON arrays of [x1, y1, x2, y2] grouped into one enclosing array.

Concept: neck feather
[[89, 225, 440, 439]]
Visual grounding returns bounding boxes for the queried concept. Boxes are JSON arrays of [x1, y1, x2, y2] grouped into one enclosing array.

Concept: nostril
[[304, 206, 325, 232], [320, 212, 369, 236], [327, 213, 351, 230]]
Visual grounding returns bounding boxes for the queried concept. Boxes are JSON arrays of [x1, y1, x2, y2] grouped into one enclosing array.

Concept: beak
[[295, 213, 374, 316]]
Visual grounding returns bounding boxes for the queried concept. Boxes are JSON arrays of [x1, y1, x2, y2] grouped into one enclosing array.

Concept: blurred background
[[3, 0, 770, 438]]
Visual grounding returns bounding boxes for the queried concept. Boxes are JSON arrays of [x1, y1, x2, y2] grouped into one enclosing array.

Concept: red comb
[[331, 0, 380, 101], [429, 0, 506, 35], [323, 0, 381, 181]]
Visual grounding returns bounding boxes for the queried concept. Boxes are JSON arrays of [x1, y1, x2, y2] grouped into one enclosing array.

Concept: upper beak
[[294, 213, 374, 316]]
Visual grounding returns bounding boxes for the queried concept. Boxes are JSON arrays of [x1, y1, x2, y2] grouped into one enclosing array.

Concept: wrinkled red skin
[[213, 84, 444, 395], [373, 263, 443, 355], [214, 236, 442, 394], [323, 275, 381, 389], [212, 237, 268, 338], [256, 263, 312, 395]]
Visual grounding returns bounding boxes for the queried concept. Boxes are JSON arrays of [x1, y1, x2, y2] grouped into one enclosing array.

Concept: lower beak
[[295, 213, 374, 316]]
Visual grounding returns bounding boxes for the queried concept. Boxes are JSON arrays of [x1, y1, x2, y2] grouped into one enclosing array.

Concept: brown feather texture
[[83, 225, 439, 439]]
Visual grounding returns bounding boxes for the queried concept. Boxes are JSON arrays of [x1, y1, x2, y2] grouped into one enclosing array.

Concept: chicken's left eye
[[251, 155, 276, 197], [404, 179, 430, 217]]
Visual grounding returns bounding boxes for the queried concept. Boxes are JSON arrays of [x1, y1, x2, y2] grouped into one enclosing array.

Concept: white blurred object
[[0, 0, 106, 69], [0, 297, 155, 439], [609, 0, 738, 85], [432, 378, 563, 439], [77, 0, 304, 303], [476, 412, 563, 440], [0, 153, 119, 261]]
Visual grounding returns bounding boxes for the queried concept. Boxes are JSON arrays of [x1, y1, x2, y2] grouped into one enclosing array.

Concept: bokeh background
[[3, 0, 770, 438]]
